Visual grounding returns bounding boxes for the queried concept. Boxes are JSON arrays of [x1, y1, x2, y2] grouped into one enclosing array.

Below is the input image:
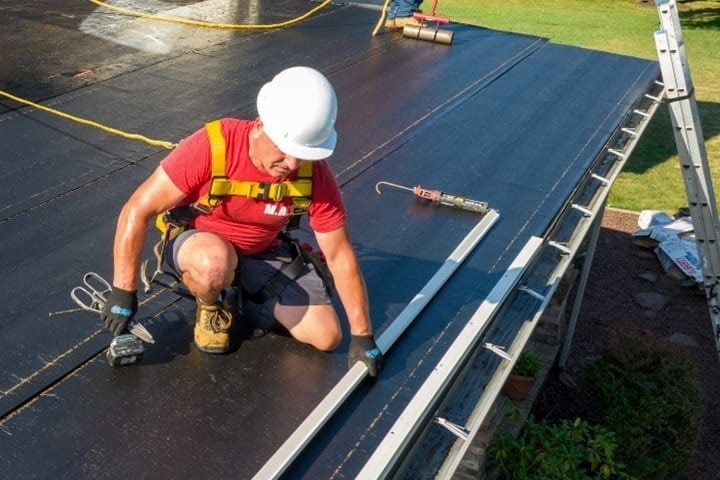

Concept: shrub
[[582, 332, 702, 479], [489, 416, 634, 480], [512, 350, 542, 377]]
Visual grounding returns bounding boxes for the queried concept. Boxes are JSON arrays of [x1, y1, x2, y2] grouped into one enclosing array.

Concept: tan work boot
[[194, 302, 232, 354], [385, 16, 425, 30], [384, 18, 398, 29]]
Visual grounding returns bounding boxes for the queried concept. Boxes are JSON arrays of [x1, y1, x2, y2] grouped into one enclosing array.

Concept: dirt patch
[[531, 208, 720, 480]]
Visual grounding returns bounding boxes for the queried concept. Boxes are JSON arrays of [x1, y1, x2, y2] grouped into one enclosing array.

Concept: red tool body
[[412, 0, 450, 25]]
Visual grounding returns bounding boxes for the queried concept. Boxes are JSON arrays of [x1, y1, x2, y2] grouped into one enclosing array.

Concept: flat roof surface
[[0, 1, 659, 477]]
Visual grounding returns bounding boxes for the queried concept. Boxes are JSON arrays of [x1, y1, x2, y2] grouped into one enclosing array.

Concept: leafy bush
[[489, 416, 634, 480], [512, 350, 542, 377], [582, 332, 703, 479]]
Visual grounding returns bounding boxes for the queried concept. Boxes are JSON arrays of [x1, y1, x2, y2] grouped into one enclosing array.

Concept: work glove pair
[[348, 334, 385, 377], [100, 287, 138, 336], [101, 287, 385, 377]]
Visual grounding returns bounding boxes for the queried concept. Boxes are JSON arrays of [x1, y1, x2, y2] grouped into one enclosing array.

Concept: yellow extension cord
[[372, 0, 393, 36], [0, 89, 177, 149], [0, 0, 334, 149], [87, 0, 332, 30], [0, 1, 342, 415]]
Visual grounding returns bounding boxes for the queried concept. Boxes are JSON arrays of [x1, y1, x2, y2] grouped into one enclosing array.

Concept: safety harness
[[140, 120, 333, 299], [198, 119, 314, 220]]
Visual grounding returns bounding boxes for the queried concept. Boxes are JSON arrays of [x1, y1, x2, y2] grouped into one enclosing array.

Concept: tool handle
[[413, 12, 450, 24], [70, 286, 104, 314], [438, 193, 489, 214], [412, 186, 489, 214]]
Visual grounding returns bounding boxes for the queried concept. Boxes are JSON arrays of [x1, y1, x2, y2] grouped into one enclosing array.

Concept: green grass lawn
[[441, 0, 720, 214]]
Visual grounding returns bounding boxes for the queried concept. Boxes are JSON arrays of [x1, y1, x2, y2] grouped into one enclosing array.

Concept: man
[[100, 66, 384, 376], [384, 0, 424, 30]]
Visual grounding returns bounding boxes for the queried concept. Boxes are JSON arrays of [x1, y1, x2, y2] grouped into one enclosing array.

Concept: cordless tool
[[70, 272, 154, 367]]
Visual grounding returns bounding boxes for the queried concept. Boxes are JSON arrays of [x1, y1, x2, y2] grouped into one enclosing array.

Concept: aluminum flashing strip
[[356, 235, 543, 479], [377, 210, 500, 354], [253, 210, 500, 479]]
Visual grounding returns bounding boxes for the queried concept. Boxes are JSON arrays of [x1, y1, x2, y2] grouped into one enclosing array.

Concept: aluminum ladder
[[654, 0, 720, 359]]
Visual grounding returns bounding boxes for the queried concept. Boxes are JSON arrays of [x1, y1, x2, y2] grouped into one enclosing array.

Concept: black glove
[[101, 287, 138, 336], [348, 334, 385, 377]]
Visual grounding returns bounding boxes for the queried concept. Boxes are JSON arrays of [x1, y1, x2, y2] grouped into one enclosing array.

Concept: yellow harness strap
[[147, 121, 315, 290], [198, 120, 313, 209], [207, 118, 227, 180]]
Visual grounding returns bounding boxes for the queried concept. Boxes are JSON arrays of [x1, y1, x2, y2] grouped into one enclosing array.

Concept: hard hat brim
[[267, 126, 337, 161]]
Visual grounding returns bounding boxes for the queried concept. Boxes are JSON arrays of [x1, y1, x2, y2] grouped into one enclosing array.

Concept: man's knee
[[285, 305, 342, 351], [176, 231, 237, 292], [190, 256, 235, 290], [309, 325, 342, 352]]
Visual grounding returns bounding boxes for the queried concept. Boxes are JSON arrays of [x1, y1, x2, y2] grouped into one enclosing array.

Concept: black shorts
[[166, 229, 332, 324]]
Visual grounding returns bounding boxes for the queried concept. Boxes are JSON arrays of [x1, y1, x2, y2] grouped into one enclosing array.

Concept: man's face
[[250, 120, 305, 179]]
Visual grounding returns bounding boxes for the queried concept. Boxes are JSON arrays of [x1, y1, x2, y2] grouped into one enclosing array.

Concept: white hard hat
[[256, 66, 338, 161]]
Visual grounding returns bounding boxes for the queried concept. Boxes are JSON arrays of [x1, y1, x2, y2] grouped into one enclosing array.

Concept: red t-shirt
[[161, 118, 346, 254]]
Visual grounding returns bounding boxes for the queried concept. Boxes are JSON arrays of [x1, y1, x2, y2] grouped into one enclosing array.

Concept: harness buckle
[[254, 182, 288, 201], [207, 176, 228, 206], [291, 197, 311, 215]]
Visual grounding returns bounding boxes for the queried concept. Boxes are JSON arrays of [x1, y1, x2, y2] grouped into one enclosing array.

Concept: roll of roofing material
[[402, 25, 454, 45]]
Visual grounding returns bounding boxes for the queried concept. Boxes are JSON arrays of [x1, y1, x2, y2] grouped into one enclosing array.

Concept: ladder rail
[[654, 0, 720, 354]]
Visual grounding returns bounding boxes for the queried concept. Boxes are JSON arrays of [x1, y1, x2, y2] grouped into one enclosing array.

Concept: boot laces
[[201, 305, 232, 333]]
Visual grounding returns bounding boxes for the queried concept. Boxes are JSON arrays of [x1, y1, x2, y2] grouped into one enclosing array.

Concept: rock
[[633, 291, 669, 311], [637, 272, 658, 283], [632, 250, 656, 260]]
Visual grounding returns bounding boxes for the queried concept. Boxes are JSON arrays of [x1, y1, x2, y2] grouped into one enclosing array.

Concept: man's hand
[[101, 287, 138, 336], [348, 334, 385, 377]]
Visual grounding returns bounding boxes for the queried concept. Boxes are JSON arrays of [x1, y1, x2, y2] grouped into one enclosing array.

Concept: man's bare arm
[[112, 166, 186, 291], [315, 224, 372, 336]]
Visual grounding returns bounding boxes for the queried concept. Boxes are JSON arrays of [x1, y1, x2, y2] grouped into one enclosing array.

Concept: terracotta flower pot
[[502, 374, 536, 401]]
